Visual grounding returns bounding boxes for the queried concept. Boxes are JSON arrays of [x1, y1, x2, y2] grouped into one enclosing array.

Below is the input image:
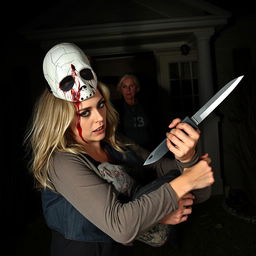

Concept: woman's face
[[72, 89, 107, 144], [120, 77, 137, 101]]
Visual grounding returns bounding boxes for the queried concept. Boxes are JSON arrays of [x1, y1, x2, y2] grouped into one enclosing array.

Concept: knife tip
[[143, 154, 154, 166]]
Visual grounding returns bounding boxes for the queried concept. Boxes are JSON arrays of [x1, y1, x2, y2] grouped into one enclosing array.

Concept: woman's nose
[[94, 109, 103, 121]]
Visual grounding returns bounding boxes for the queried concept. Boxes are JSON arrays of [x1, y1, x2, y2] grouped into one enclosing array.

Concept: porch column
[[194, 29, 223, 194]]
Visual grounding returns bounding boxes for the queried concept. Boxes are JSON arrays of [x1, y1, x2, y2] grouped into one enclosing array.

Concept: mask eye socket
[[80, 68, 94, 80], [59, 76, 74, 91]]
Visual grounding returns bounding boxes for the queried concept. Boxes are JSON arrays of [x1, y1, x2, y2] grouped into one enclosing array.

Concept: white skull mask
[[43, 42, 97, 102]]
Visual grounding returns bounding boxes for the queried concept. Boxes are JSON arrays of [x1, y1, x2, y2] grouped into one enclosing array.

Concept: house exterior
[[17, 0, 256, 195]]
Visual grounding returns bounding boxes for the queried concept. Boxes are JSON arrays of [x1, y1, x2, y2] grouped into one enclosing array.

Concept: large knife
[[143, 75, 244, 165]]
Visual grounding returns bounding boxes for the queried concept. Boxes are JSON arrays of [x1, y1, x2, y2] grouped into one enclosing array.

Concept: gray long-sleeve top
[[48, 137, 211, 244]]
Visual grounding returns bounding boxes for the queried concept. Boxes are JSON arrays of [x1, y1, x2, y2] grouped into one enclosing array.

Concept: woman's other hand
[[160, 193, 195, 225]]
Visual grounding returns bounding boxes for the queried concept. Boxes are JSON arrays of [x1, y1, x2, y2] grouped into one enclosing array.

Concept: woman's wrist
[[169, 175, 193, 200], [176, 150, 199, 169]]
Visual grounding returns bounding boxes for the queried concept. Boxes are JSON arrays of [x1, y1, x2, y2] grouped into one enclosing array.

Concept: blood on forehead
[[71, 64, 76, 73], [74, 101, 88, 143], [71, 64, 81, 102]]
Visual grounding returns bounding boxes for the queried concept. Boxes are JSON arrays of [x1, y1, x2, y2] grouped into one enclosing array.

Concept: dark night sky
[[5, 0, 255, 31]]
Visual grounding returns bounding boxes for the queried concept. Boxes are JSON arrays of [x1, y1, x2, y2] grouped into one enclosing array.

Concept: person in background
[[24, 42, 214, 256], [113, 74, 154, 151]]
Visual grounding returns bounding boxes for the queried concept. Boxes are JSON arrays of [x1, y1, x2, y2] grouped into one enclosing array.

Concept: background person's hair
[[117, 74, 140, 94]]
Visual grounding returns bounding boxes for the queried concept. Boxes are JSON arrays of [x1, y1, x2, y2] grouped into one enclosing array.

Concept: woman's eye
[[99, 100, 105, 108], [79, 110, 90, 117]]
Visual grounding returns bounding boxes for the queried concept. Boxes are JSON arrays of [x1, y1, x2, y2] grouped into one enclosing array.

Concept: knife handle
[[181, 116, 198, 130]]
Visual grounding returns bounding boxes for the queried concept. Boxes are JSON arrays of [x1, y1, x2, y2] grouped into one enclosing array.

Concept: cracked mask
[[43, 42, 97, 102]]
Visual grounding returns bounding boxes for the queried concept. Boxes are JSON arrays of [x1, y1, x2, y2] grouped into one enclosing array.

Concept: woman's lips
[[93, 125, 105, 134]]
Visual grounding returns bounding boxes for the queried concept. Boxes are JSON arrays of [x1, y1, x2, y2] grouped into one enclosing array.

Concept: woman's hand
[[166, 118, 200, 163], [183, 154, 214, 190], [169, 153, 214, 199], [160, 193, 195, 225]]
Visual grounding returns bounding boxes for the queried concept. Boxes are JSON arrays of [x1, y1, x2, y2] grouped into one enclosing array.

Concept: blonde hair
[[24, 82, 123, 190], [116, 74, 140, 94]]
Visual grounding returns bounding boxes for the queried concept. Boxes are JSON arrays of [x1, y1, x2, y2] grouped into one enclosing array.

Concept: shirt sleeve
[[49, 152, 178, 244], [123, 135, 181, 176], [127, 142, 212, 203]]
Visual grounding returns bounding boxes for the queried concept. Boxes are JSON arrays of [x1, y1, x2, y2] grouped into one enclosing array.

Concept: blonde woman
[[24, 43, 214, 256]]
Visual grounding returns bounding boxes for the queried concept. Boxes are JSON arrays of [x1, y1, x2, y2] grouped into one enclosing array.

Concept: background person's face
[[120, 77, 137, 102]]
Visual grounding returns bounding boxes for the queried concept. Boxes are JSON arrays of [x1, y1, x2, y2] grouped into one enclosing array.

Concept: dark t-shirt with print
[[113, 99, 153, 150]]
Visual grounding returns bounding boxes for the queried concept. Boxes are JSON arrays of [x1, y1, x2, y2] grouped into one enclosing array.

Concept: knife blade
[[143, 75, 244, 165]]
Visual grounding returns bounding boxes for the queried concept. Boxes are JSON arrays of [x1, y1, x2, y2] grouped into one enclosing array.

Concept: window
[[168, 61, 199, 118]]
